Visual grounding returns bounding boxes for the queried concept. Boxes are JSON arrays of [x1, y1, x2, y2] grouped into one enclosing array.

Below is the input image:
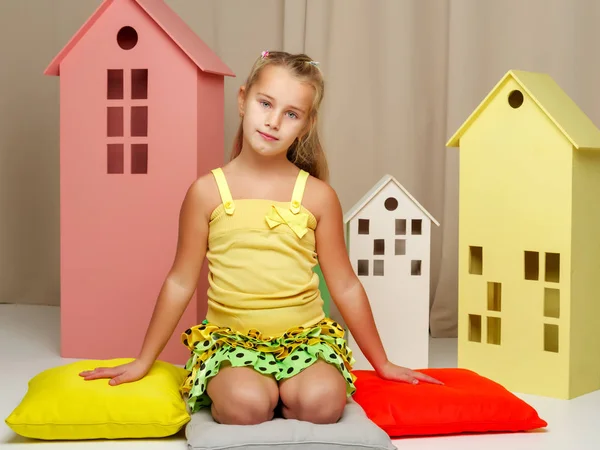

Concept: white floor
[[1, 304, 599, 449]]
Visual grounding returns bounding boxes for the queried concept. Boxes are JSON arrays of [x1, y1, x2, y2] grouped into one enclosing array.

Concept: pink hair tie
[[261, 50, 269, 58]]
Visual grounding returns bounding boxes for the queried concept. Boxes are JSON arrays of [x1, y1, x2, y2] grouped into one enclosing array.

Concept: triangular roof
[[44, 0, 234, 77], [343, 174, 440, 226], [446, 69, 600, 150]]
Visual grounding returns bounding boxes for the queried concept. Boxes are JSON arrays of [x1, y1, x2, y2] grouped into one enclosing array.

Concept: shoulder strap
[[290, 169, 309, 214], [211, 168, 235, 215]]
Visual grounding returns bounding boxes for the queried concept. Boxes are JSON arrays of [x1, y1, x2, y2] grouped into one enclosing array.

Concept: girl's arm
[[137, 178, 211, 366], [313, 181, 442, 385]]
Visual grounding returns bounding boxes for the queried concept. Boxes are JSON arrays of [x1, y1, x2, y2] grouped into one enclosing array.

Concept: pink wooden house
[[44, 0, 234, 365]]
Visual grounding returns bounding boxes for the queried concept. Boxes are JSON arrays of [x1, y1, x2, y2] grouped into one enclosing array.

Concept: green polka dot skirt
[[180, 318, 357, 413]]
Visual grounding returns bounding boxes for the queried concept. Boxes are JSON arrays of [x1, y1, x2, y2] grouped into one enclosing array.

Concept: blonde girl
[[80, 50, 441, 425]]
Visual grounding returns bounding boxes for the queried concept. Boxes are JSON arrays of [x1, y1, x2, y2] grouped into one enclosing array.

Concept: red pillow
[[352, 368, 547, 437]]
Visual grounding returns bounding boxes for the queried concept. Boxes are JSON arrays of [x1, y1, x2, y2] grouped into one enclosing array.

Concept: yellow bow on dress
[[265, 205, 309, 239]]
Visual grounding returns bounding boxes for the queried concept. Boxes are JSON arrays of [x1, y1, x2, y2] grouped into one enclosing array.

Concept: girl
[[80, 50, 442, 425]]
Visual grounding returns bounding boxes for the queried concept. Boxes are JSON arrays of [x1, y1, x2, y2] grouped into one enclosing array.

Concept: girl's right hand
[[79, 359, 152, 386]]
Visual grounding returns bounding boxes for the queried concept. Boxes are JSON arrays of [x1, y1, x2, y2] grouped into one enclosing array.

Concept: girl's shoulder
[[185, 172, 223, 222], [303, 175, 341, 223]]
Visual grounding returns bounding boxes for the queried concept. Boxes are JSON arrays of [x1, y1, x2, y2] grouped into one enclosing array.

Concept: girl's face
[[239, 65, 315, 159]]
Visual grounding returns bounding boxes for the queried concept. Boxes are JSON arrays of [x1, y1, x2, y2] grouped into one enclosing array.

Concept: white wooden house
[[344, 174, 439, 370]]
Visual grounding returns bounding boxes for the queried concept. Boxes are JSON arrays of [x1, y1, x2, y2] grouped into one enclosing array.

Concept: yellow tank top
[[204, 167, 326, 337]]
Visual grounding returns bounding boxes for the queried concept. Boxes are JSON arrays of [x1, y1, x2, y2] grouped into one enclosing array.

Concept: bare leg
[[278, 360, 347, 424], [206, 362, 279, 425]]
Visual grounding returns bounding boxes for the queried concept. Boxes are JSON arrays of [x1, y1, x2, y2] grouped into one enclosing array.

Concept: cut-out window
[[384, 197, 398, 211], [107, 107, 124, 137], [544, 288, 560, 318], [411, 219, 422, 235], [373, 239, 385, 255], [544, 323, 559, 353], [487, 282, 501, 312], [132, 69, 148, 99], [469, 246, 483, 275], [395, 239, 406, 255], [357, 260, 368, 276], [107, 69, 123, 99], [373, 260, 384, 276], [395, 219, 406, 235], [411, 260, 421, 276], [524, 251, 539, 280], [358, 219, 369, 234], [131, 106, 148, 136], [508, 89, 524, 109], [545, 253, 560, 283], [106, 68, 149, 176], [131, 144, 148, 174], [468, 314, 482, 342], [107, 144, 124, 174], [487, 317, 501, 345], [117, 26, 138, 50]]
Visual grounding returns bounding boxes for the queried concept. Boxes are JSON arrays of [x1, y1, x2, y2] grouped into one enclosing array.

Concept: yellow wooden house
[[447, 69, 600, 400]]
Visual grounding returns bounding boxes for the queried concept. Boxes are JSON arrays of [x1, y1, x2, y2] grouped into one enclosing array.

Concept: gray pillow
[[185, 398, 397, 450]]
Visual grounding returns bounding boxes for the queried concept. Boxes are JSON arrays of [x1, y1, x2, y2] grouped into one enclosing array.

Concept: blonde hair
[[230, 51, 329, 182]]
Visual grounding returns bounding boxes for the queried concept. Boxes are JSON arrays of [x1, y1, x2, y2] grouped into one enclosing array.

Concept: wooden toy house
[[44, 0, 234, 365], [344, 175, 439, 370], [447, 69, 600, 399]]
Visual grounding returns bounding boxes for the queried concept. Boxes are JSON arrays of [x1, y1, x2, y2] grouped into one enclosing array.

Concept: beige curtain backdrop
[[2, 0, 600, 338]]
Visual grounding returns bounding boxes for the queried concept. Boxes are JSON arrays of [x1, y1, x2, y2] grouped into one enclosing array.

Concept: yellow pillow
[[5, 358, 191, 440]]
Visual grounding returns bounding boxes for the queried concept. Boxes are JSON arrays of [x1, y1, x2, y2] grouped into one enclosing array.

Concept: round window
[[384, 197, 398, 211], [508, 89, 524, 109], [117, 26, 138, 50]]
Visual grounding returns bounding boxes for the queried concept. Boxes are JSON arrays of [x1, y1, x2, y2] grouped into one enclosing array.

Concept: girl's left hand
[[377, 360, 444, 385]]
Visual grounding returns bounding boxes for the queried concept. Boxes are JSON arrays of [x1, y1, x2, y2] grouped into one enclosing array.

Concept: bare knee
[[293, 385, 346, 424], [211, 388, 276, 425], [207, 367, 279, 425], [280, 365, 347, 424]]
